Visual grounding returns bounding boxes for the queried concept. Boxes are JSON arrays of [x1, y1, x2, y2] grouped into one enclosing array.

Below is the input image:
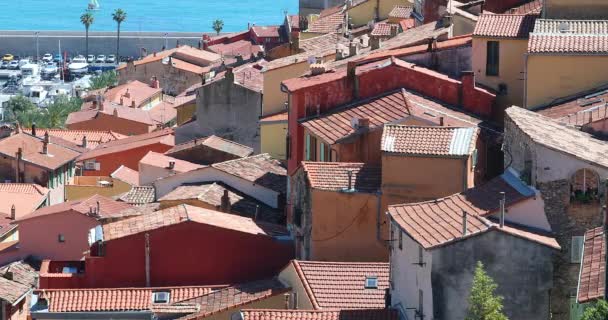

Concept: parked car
[[106, 55, 116, 64], [2, 54, 14, 61], [42, 53, 53, 63], [72, 55, 87, 64], [41, 62, 58, 80], [18, 59, 31, 68], [87, 55, 95, 63], [7, 60, 19, 70], [53, 54, 63, 63], [0, 61, 8, 69], [95, 55, 106, 63]]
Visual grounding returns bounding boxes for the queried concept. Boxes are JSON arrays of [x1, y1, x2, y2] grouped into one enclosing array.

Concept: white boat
[[27, 86, 48, 105], [87, 0, 100, 11], [68, 62, 89, 77]]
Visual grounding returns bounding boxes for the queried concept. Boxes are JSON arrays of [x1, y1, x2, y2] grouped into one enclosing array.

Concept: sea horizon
[[0, 0, 298, 33]]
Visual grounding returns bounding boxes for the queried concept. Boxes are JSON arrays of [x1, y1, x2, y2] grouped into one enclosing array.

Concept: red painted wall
[[483, 0, 528, 13], [41, 221, 294, 289], [203, 31, 251, 49], [82, 142, 173, 176]]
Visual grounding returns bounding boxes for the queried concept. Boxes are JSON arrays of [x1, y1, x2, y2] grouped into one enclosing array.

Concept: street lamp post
[[164, 33, 168, 50], [34, 32, 40, 62]]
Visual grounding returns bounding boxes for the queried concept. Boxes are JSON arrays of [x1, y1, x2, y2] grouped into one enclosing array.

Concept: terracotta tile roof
[[320, 5, 344, 18], [260, 111, 289, 123], [101, 205, 288, 242], [371, 23, 394, 37], [103, 81, 162, 109], [307, 11, 345, 34], [0, 132, 80, 171], [252, 26, 281, 38], [289, 15, 300, 30], [67, 104, 158, 126], [140, 151, 204, 173], [177, 279, 289, 319], [111, 165, 140, 186], [529, 19, 608, 54], [0, 183, 48, 222], [473, 14, 538, 39], [389, 5, 413, 19], [536, 87, 608, 125], [36, 285, 222, 312], [212, 154, 286, 194], [24, 129, 126, 149], [208, 40, 264, 58], [505, 0, 543, 14], [0, 276, 30, 305], [578, 227, 606, 303], [399, 19, 415, 31], [170, 58, 211, 75], [233, 61, 266, 92], [240, 309, 398, 320], [166, 135, 254, 159], [381, 125, 478, 157], [158, 182, 282, 223], [17, 194, 132, 222], [262, 47, 335, 72], [147, 97, 179, 124], [170, 46, 222, 66], [0, 259, 40, 288], [301, 162, 381, 193], [388, 174, 561, 250], [291, 260, 389, 309], [506, 106, 608, 169], [78, 129, 174, 161], [299, 33, 350, 53], [119, 186, 156, 205]]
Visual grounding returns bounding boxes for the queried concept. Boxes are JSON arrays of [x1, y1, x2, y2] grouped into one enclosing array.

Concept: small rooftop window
[[365, 276, 378, 289], [152, 291, 170, 304]]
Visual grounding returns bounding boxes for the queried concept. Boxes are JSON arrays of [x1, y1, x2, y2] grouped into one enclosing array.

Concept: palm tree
[[112, 9, 127, 63], [212, 19, 224, 35], [80, 12, 95, 60]]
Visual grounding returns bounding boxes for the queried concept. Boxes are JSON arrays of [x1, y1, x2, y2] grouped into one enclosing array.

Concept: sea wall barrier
[[0, 30, 210, 59]]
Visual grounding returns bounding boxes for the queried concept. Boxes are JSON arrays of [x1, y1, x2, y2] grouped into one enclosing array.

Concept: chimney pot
[[168, 161, 175, 170], [31, 123, 37, 136], [347, 170, 353, 191], [82, 136, 87, 148], [10, 205, 15, 220], [131, 100, 136, 108], [462, 211, 468, 236], [439, 117, 444, 126], [220, 189, 231, 213], [96, 201, 100, 215]]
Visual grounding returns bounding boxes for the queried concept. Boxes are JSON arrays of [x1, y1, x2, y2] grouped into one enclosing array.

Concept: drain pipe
[[145, 233, 151, 287]]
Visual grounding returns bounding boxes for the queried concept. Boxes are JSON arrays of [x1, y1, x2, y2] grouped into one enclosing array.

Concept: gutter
[[31, 311, 153, 319]]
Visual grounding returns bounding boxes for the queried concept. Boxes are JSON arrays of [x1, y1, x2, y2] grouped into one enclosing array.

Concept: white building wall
[[488, 191, 552, 232]]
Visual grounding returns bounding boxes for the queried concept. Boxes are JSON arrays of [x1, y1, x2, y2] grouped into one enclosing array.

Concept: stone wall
[[289, 167, 312, 260]]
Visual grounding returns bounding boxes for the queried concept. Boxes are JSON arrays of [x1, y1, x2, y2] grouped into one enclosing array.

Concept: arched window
[[571, 168, 600, 204]]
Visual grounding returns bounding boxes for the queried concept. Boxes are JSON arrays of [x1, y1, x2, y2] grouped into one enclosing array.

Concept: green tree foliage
[[112, 9, 127, 60], [465, 261, 508, 320], [212, 19, 224, 35], [80, 12, 95, 58], [89, 71, 117, 90], [5, 95, 81, 129], [582, 299, 608, 320], [4, 95, 36, 121]]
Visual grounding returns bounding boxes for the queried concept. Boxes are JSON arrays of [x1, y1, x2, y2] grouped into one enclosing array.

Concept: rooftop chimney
[[349, 41, 360, 57], [31, 123, 37, 136], [82, 136, 87, 148], [226, 67, 235, 83], [390, 25, 399, 38], [10, 205, 15, 220], [15, 148, 22, 183], [113, 108, 119, 117], [96, 201, 100, 216], [131, 100, 136, 108], [499, 192, 505, 228], [42, 132, 49, 155], [220, 189, 231, 213], [462, 211, 468, 236], [120, 96, 124, 105], [357, 118, 370, 129], [124, 89, 131, 99], [360, 34, 370, 48], [347, 170, 353, 191], [439, 117, 444, 126], [371, 36, 381, 50], [168, 161, 175, 170], [254, 205, 260, 221], [284, 293, 290, 309]]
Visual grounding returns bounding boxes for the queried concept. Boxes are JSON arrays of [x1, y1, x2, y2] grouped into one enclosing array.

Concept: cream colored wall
[[176, 103, 197, 125], [347, 0, 410, 27], [473, 37, 527, 108], [65, 177, 132, 201], [263, 64, 310, 116], [261, 121, 288, 160], [278, 263, 315, 309], [526, 55, 608, 108]]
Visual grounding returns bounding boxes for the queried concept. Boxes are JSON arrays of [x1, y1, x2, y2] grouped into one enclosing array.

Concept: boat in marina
[[87, 0, 100, 11]]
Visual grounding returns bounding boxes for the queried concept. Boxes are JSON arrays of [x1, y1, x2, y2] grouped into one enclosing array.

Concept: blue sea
[[0, 0, 298, 32]]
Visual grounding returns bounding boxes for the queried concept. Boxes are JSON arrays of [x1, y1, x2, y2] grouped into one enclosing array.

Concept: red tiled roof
[[301, 162, 381, 193], [320, 5, 344, 18], [299, 33, 350, 53], [212, 154, 286, 194], [36, 286, 223, 312], [578, 227, 606, 303], [103, 81, 162, 109], [170, 58, 211, 75], [0, 132, 81, 170], [0, 259, 40, 288], [399, 19, 415, 31], [528, 20, 608, 54], [0, 276, 30, 305], [0, 183, 49, 219], [381, 125, 478, 157], [505, 0, 543, 14], [291, 260, 389, 309], [371, 23, 394, 37], [140, 151, 204, 173], [208, 40, 263, 58], [252, 26, 281, 38], [389, 5, 413, 19], [178, 279, 289, 319], [78, 129, 174, 161], [260, 111, 289, 123], [473, 14, 538, 39], [166, 135, 253, 159], [536, 87, 608, 125], [102, 205, 288, 242], [111, 165, 140, 186], [241, 309, 398, 320], [67, 104, 158, 126], [24, 129, 126, 149], [17, 194, 132, 222], [233, 61, 266, 92], [307, 12, 344, 34]]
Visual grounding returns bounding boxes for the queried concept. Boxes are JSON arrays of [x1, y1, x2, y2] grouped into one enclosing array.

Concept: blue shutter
[[320, 143, 325, 162]]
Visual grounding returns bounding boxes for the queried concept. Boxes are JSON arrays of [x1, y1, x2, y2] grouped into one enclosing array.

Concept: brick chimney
[[225, 67, 235, 83], [31, 123, 37, 136], [167, 161, 175, 170], [124, 89, 131, 99], [131, 100, 136, 108], [371, 36, 382, 50], [15, 148, 22, 183], [220, 189, 231, 213], [42, 132, 49, 155], [357, 118, 370, 129], [460, 70, 493, 117], [82, 136, 87, 148], [10, 205, 15, 220]]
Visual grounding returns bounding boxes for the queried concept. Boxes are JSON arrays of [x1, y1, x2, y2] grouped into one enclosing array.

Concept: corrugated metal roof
[[449, 127, 476, 156]]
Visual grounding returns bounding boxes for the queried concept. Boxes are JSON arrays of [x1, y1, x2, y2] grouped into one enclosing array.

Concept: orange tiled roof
[[0, 276, 30, 305], [208, 40, 264, 58], [299, 33, 350, 53], [140, 151, 204, 173], [36, 285, 223, 312], [103, 81, 162, 108], [291, 260, 389, 309], [240, 309, 398, 320], [371, 23, 394, 37], [166, 135, 254, 159], [301, 162, 381, 193], [170, 58, 210, 75], [212, 154, 286, 194], [389, 5, 413, 19], [78, 129, 174, 161], [177, 279, 289, 319], [381, 125, 478, 157], [17, 194, 132, 222], [536, 87, 608, 125], [578, 227, 606, 303], [251, 26, 281, 38], [529, 19, 608, 54], [101, 204, 288, 242], [473, 14, 538, 39], [67, 104, 158, 126], [111, 165, 140, 186], [307, 11, 344, 34], [24, 129, 126, 149], [0, 132, 80, 171], [0, 183, 48, 219]]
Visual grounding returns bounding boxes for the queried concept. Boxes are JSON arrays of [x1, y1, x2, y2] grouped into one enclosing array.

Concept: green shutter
[[49, 171, 54, 188], [320, 143, 325, 162], [305, 134, 311, 161]]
